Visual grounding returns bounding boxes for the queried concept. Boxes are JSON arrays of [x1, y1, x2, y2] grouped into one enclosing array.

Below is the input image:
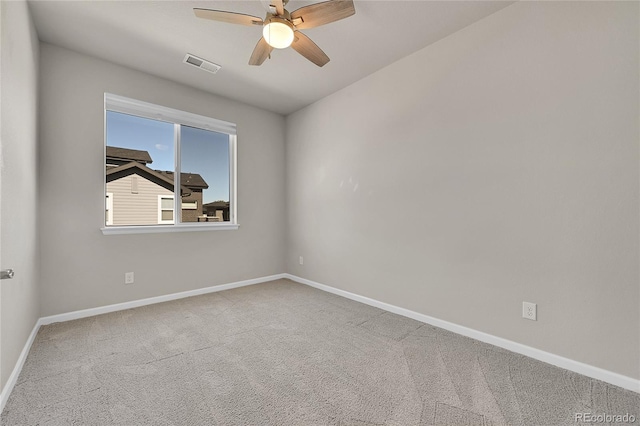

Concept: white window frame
[[102, 93, 238, 235], [105, 192, 113, 226], [158, 195, 175, 224]]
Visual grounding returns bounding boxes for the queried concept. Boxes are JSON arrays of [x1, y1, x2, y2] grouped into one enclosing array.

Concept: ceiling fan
[[194, 0, 355, 67]]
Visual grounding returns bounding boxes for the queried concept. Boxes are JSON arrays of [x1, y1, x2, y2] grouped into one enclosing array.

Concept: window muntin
[[103, 94, 237, 232]]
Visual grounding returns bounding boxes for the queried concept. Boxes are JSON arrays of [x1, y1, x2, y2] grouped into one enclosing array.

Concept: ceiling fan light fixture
[[263, 18, 294, 49]]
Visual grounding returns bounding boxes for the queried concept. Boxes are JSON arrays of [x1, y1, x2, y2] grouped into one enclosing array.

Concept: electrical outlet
[[125, 272, 134, 284], [299, 256, 304, 265], [522, 302, 536, 321]]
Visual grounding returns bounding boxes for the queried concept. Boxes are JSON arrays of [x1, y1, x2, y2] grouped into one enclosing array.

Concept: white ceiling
[[28, 0, 514, 115]]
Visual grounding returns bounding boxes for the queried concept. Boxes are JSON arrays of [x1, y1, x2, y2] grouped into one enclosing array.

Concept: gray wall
[[38, 43, 286, 317], [0, 0, 41, 390], [285, 2, 639, 379]]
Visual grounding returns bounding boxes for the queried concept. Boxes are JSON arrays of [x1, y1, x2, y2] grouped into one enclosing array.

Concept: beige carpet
[[2, 279, 638, 425]]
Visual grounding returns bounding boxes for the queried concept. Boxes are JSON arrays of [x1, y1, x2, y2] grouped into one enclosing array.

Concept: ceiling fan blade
[[271, 0, 285, 16], [290, 0, 355, 30], [291, 31, 330, 67], [249, 37, 274, 66], [194, 8, 263, 26]]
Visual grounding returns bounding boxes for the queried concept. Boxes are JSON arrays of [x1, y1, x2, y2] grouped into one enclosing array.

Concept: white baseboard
[[0, 320, 40, 413], [39, 273, 287, 325], [284, 274, 640, 394], [0, 273, 286, 413]]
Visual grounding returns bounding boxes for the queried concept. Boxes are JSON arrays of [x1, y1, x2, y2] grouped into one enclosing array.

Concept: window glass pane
[[161, 210, 173, 221], [105, 111, 174, 226], [160, 197, 174, 210], [179, 126, 230, 223]]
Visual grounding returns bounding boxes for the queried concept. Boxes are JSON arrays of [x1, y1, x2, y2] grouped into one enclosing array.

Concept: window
[[158, 195, 174, 224], [103, 94, 237, 234]]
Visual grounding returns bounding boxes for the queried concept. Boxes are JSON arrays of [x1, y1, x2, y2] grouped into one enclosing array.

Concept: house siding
[[107, 173, 172, 225]]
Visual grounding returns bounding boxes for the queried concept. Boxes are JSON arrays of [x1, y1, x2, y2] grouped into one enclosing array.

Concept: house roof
[[156, 171, 209, 189], [106, 147, 208, 190], [106, 146, 153, 164], [203, 201, 230, 209], [106, 161, 192, 196]]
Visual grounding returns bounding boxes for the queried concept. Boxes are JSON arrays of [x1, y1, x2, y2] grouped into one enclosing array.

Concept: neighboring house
[[155, 170, 209, 223], [202, 201, 230, 222], [105, 146, 208, 225]]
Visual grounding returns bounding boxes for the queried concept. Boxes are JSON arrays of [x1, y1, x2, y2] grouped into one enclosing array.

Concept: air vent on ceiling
[[183, 54, 221, 74]]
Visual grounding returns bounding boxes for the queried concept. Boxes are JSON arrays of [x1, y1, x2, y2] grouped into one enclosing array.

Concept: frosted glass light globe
[[263, 20, 294, 49]]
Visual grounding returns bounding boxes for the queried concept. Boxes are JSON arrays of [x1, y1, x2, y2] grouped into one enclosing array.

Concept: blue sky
[[106, 111, 230, 203]]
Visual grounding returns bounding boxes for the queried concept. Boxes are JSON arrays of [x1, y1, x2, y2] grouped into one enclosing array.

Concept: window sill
[[101, 223, 239, 235]]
